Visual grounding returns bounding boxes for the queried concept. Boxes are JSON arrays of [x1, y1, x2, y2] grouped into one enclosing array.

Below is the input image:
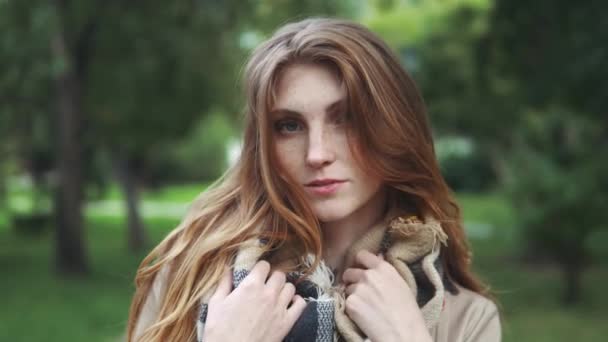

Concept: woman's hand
[[203, 260, 307, 342], [342, 250, 432, 342]]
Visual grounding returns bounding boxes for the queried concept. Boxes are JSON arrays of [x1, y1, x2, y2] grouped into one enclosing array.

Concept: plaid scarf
[[196, 209, 450, 342]]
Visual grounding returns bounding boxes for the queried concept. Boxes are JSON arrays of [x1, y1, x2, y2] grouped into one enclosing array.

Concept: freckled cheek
[[333, 132, 356, 163], [275, 138, 305, 176]]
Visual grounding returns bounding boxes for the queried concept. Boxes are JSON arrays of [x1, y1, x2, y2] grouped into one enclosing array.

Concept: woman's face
[[271, 63, 385, 223]]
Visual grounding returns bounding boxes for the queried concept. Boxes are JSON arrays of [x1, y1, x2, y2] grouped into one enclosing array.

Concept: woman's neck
[[320, 188, 388, 277]]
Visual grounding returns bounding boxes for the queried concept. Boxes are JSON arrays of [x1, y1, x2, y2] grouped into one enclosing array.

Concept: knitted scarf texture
[[196, 208, 449, 342]]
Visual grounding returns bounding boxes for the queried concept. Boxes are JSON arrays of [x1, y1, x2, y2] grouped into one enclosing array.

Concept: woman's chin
[[313, 206, 350, 223]]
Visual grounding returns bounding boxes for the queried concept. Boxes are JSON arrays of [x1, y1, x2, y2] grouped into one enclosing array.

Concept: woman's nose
[[305, 125, 335, 168]]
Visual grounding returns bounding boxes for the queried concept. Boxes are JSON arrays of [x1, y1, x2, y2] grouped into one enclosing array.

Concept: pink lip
[[305, 179, 346, 196]]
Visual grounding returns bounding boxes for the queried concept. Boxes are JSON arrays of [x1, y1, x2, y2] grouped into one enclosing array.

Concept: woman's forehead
[[271, 63, 346, 115]]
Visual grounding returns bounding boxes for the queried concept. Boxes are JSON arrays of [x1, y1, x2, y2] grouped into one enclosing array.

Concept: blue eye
[[275, 120, 302, 134]]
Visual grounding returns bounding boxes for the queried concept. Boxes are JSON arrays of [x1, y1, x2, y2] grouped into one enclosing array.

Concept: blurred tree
[[0, 1, 56, 225], [483, 0, 608, 304], [0, 0, 254, 268], [47, 0, 93, 274], [504, 110, 607, 304], [414, 4, 512, 185], [88, 0, 257, 252], [484, 0, 607, 120], [146, 110, 238, 184], [436, 136, 495, 192], [251, 0, 359, 33]]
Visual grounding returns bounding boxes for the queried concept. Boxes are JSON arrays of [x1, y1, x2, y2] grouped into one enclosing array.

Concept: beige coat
[[431, 285, 501, 342], [133, 267, 501, 342]]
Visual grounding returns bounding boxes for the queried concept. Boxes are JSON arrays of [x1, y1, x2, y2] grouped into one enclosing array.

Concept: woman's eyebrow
[[270, 108, 303, 118], [325, 99, 347, 114], [271, 98, 346, 117]]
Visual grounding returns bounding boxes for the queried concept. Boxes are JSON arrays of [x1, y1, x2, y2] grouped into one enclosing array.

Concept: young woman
[[127, 18, 501, 342]]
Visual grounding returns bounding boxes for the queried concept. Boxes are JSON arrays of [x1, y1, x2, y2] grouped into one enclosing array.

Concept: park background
[[1, 0, 606, 341]]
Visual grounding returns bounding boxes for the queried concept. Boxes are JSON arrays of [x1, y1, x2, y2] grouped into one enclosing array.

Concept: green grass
[[456, 192, 608, 341], [4, 180, 209, 215], [0, 189, 606, 341], [0, 215, 180, 342], [457, 191, 515, 228], [98, 182, 208, 203]]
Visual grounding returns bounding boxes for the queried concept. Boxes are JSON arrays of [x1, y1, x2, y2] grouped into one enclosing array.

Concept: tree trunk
[[114, 154, 147, 252], [51, 11, 88, 275], [0, 164, 5, 212], [487, 143, 512, 186], [562, 261, 583, 305]]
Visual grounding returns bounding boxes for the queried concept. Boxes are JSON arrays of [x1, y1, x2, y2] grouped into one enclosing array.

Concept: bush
[[146, 110, 237, 184], [436, 136, 496, 192]]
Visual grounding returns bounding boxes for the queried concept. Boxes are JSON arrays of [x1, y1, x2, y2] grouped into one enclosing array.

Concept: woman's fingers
[[285, 295, 307, 326], [342, 267, 365, 284], [248, 260, 271, 284], [211, 266, 233, 300], [355, 250, 383, 269], [266, 270, 287, 292], [345, 283, 359, 296], [277, 282, 296, 307]]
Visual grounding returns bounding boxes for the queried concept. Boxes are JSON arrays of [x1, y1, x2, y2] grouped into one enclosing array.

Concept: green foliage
[[79, 0, 257, 199], [485, 0, 608, 118], [364, 0, 491, 47], [0, 0, 56, 186], [147, 111, 237, 183], [415, 3, 520, 145], [252, 0, 359, 33], [172, 111, 237, 181], [0, 1, 54, 115], [482, 0, 608, 303], [440, 150, 496, 192], [504, 111, 608, 263], [436, 136, 497, 192]]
